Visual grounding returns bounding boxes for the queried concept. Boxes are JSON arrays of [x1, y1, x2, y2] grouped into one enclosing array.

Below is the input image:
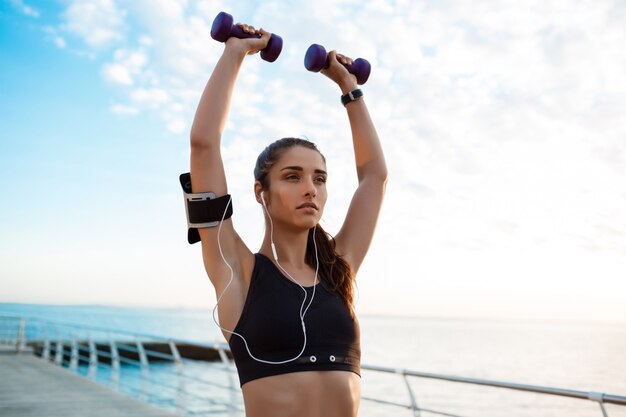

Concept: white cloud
[[139, 36, 153, 47], [42, 26, 67, 49], [130, 88, 170, 106], [61, 0, 126, 49], [166, 117, 187, 135], [102, 63, 133, 85], [10, 0, 39, 17], [53, 36, 66, 49], [111, 103, 139, 116], [102, 49, 148, 85]]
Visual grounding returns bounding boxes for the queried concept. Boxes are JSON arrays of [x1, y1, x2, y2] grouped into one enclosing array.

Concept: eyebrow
[[280, 166, 327, 175]]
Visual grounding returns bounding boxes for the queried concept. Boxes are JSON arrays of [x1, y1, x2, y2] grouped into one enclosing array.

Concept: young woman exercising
[[189, 23, 387, 417]]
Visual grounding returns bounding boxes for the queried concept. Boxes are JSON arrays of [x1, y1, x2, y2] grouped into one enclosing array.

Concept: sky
[[1, 0, 625, 322]]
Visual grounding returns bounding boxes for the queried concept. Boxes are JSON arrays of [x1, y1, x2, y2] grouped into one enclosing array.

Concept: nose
[[303, 178, 317, 197]]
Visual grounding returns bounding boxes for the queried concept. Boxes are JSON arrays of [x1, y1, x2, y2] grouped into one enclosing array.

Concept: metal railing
[[1, 315, 625, 417]]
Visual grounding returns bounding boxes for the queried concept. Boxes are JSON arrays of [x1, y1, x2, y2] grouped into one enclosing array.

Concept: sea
[[1, 302, 624, 417]]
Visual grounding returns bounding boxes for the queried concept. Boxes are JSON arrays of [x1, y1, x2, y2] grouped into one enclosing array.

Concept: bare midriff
[[241, 370, 361, 417]]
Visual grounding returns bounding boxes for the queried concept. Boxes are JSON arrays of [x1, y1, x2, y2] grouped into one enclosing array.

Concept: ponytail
[[307, 225, 355, 317]]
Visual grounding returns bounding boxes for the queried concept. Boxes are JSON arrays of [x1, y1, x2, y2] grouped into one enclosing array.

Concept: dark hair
[[255, 138, 355, 316]]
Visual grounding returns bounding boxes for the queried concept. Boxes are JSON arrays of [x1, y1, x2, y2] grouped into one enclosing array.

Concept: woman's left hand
[[321, 50, 358, 94]]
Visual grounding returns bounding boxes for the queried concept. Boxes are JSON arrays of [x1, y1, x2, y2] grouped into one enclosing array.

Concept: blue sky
[[1, 0, 626, 321]]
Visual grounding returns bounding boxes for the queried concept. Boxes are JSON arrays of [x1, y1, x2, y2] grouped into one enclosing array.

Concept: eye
[[315, 175, 327, 183], [285, 173, 300, 181]]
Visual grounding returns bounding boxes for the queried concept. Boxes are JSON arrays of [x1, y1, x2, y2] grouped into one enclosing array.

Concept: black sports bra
[[228, 253, 361, 386]]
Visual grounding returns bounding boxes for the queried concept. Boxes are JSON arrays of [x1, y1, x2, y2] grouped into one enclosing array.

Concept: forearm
[[189, 47, 247, 147], [344, 95, 388, 183]]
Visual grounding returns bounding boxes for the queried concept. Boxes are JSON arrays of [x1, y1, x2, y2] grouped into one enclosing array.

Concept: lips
[[297, 202, 318, 210]]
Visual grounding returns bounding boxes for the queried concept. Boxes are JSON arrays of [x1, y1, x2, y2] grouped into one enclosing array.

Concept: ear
[[254, 181, 264, 205]]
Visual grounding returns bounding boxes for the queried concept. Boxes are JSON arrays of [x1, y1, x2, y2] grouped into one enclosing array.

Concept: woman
[[189, 23, 387, 417]]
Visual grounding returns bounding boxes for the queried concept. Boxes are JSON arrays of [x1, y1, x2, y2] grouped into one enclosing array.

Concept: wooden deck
[[0, 345, 179, 417]]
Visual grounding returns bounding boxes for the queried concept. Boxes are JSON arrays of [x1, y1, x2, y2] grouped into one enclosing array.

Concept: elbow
[[358, 165, 388, 191], [379, 164, 389, 185], [371, 159, 389, 184], [377, 155, 389, 186], [379, 169, 389, 193], [373, 167, 388, 188], [372, 163, 389, 195], [357, 161, 388, 186], [190, 133, 203, 149], [190, 133, 217, 151]]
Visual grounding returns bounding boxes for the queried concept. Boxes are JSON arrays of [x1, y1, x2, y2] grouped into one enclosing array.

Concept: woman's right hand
[[225, 24, 271, 57]]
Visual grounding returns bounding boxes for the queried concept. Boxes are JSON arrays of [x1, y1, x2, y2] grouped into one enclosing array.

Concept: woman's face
[[263, 146, 328, 230]]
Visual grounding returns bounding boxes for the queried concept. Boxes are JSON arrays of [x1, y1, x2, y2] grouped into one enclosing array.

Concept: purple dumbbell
[[304, 44, 371, 85], [210, 11, 283, 63]]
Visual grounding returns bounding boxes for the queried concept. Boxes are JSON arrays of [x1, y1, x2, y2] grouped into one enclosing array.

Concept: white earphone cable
[[211, 194, 318, 364]]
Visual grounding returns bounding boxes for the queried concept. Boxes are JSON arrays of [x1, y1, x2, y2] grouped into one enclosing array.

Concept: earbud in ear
[[260, 191, 267, 208]]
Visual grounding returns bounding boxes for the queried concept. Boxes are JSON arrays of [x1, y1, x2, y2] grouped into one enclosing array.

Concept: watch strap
[[341, 88, 363, 106]]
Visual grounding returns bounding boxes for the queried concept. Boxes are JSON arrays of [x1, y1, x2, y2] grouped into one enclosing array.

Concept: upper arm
[[190, 142, 254, 291], [334, 176, 386, 274]]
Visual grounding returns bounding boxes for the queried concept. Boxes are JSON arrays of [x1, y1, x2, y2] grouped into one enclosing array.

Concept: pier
[[0, 345, 178, 417]]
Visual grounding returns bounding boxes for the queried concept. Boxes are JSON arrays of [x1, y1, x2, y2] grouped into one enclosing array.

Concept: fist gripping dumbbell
[[210, 12, 283, 62], [304, 44, 371, 85]]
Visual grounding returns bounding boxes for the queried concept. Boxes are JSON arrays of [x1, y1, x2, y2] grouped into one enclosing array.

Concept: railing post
[[42, 338, 50, 361], [169, 340, 186, 416], [217, 346, 231, 369], [16, 318, 26, 353], [136, 340, 149, 401], [110, 340, 120, 391], [88, 338, 97, 380], [169, 340, 182, 366], [69, 338, 78, 372], [217, 345, 236, 384], [217, 344, 238, 409], [396, 369, 421, 417], [589, 392, 610, 417], [136, 340, 149, 372], [54, 340, 64, 366]]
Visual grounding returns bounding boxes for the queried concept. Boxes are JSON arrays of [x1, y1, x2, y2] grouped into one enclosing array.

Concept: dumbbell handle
[[227, 25, 261, 40], [304, 44, 371, 85], [210, 12, 283, 62]]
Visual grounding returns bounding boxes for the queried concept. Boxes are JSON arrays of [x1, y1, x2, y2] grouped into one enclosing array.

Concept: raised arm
[[323, 51, 388, 273], [189, 26, 269, 290]]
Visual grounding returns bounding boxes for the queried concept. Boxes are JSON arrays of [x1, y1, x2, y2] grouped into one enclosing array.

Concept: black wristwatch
[[341, 88, 363, 106]]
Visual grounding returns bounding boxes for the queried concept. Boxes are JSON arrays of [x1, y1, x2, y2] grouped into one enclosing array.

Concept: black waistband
[[294, 354, 357, 365], [232, 347, 361, 387]]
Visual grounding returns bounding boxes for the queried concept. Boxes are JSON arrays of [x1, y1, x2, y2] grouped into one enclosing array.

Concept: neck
[[260, 226, 312, 268]]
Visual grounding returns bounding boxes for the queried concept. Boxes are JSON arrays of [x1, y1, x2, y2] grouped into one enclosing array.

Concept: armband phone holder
[[180, 172, 233, 244]]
